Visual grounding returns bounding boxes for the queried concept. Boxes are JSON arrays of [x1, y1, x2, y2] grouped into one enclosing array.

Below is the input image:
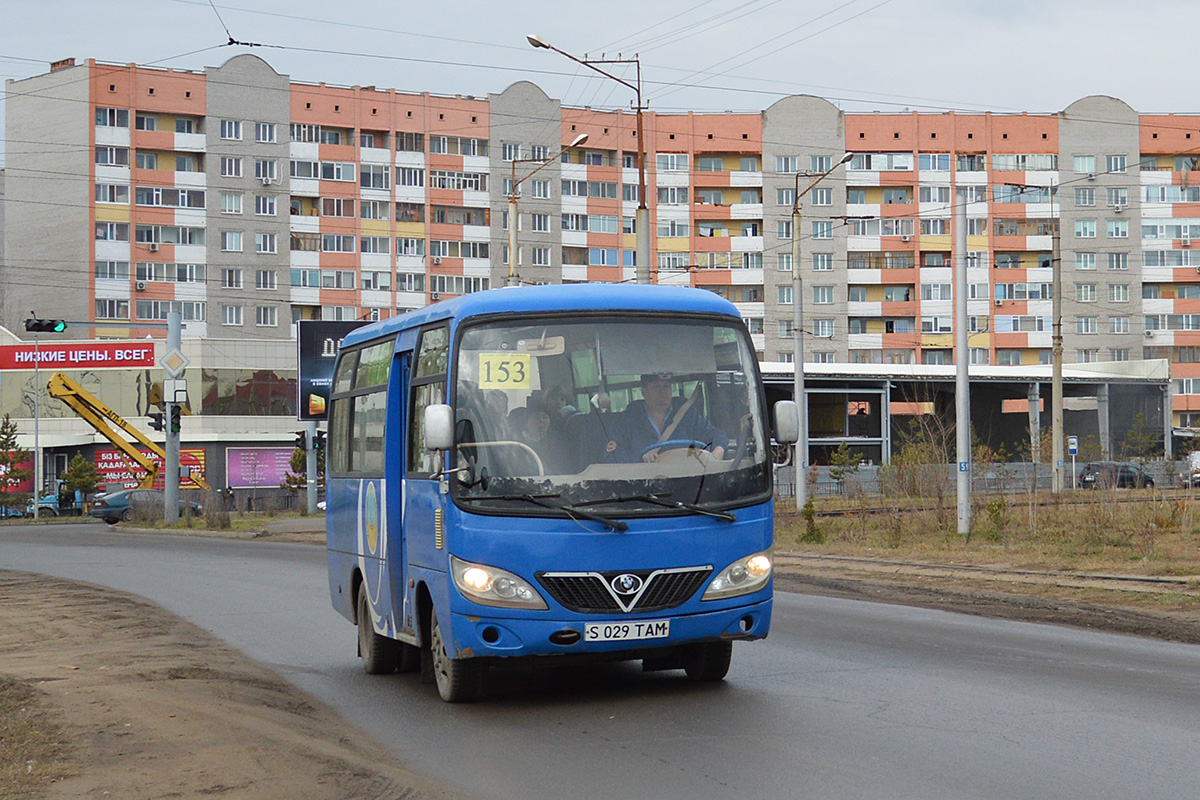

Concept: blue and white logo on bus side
[[356, 479, 392, 637]]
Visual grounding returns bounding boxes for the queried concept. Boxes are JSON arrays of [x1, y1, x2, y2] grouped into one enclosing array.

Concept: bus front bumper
[[447, 598, 772, 661]]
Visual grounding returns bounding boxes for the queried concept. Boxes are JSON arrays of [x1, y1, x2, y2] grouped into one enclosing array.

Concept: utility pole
[[1051, 224, 1064, 493], [164, 310, 182, 524], [954, 192, 971, 534], [306, 419, 318, 515]]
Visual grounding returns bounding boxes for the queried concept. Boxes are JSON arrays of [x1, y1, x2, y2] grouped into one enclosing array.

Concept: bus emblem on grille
[[611, 574, 643, 595]]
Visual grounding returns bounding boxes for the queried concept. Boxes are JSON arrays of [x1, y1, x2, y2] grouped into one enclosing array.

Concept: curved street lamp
[[528, 35, 649, 284], [791, 152, 853, 509]]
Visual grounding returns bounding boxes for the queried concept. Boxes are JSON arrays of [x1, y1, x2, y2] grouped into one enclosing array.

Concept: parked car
[[1078, 461, 1155, 489], [89, 489, 203, 524]]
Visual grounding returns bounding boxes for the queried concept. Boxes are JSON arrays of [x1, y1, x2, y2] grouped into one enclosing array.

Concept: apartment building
[[4, 56, 1200, 426]]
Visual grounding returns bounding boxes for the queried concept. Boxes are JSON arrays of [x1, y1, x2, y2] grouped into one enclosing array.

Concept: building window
[[1076, 283, 1097, 302], [1110, 348, 1130, 361], [1076, 252, 1096, 270], [255, 270, 276, 290], [1075, 220, 1096, 239], [1107, 220, 1128, 238], [134, 114, 156, 131], [220, 157, 243, 178], [813, 285, 834, 304], [1109, 283, 1129, 302], [1077, 316, 1097, 334], [221, 268, 243, 289], [255, 306, 278, 327], [255, 195, 276, 216], [222, 305, 243, 326], [220, 231, 243, 252], [220, 119, 242, 140], [656, 153, 689, 172], [254, 122, 277, 143], [1110, 316, 1129, 333], [361, 164, 390, 190], [1074, 155, 1095, 174], [95, 299, 130, 320], [532, 246, 551, 266], [255, 159, 278, 181], [812, 221, 833, 239], [1107, 252, 1128, 270], [322, 235, 356, 253], [361, 236, 390, 254], [255, 233, 277, 254], [95, 260, 130, 280], [776, 156, 800, 174], [1106, 154, 1127, 174], [95, 108, 129, 127], [778, 285, 793, 304], [95, 183, 129, 204], [1074, 187, 1095, 206]]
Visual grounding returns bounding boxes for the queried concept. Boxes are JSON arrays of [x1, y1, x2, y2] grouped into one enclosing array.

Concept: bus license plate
[[584, 620, 670, 642]]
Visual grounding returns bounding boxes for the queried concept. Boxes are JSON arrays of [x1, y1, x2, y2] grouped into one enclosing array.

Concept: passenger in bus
[[608, 373, 728, 463], [508, 406, 563, 474]]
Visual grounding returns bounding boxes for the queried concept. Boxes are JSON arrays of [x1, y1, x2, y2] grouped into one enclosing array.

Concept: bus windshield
[[452, 314, 770, 516]]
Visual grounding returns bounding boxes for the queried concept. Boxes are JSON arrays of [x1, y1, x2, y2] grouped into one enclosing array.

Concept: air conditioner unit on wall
[[432, 256, 442, 265], [148, 242, 159, 252], [261, 176, 273, 185], [430, 292, 441, 300], [1145, 329, 1154, 337], [994, 298, 1004, 306], [135, 280, 148, 291]]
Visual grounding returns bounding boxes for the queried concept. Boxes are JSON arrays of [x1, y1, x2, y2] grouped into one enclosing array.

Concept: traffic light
[[148, 412, 165, 432], [294, 431, 308, 451], [25, 318, 67, 333], [169, 405, 182, 434], [312, 430, 326, 452]]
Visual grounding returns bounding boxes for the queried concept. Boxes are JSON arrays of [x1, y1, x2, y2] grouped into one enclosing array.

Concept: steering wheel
[[640, 439, 710, 458]]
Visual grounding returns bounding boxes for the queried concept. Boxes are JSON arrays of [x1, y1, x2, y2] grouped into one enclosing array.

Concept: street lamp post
[[791, 153, 853, 511], [527, 35, 649, 284], [507, 133, 588, 286]]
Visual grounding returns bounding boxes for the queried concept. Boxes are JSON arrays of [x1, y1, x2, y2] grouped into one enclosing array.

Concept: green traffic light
[[52, 320, 67, 333]]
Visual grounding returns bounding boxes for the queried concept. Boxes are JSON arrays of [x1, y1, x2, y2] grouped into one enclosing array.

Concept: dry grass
[[0, 676, 72, 799], [777, 488, 1200, 578]]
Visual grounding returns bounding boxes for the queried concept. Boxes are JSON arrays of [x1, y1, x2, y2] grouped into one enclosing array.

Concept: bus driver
[[609, 373, 728, 463]]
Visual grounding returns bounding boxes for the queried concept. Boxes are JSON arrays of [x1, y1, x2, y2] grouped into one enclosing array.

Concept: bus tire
[[357, 586, 398, 675], [429, 608, 482, 702], [682, 640, 732, 681]]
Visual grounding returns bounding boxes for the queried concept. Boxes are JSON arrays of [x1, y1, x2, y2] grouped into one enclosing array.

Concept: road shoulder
[[0, 570, 459, 800]]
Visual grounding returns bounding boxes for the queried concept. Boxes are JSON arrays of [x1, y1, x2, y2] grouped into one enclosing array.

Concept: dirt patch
[[0, 571, 461, 800]]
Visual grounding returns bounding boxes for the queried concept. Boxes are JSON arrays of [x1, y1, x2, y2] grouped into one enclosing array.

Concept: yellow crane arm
[[46, 372, 210, 491]]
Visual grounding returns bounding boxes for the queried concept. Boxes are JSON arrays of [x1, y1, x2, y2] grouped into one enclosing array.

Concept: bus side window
[[408, 325, 449, 475]]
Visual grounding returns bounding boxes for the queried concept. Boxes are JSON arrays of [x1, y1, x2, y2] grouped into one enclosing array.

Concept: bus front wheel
[[682, 641, 732, 681], [429, 608, 482, 702], [357, 587, 398, 674]]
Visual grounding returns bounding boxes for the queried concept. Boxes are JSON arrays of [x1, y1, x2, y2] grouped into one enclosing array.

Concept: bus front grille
[[537, 566, 713, 614]]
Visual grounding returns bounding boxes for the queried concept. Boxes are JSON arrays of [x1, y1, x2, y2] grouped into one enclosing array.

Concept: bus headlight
[[450, 556, 547, 610], [702, 550, 772, 600]]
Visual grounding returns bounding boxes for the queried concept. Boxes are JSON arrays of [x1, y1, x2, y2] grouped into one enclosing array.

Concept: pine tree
[[62, 452, 102, 499], [0, 414, 32, 515]]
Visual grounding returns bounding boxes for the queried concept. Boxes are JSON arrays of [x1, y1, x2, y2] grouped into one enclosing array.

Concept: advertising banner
[[226, 447, 295, 489], [94, 448, 206, 490], [0, 342, 156, 371], [296, 320, 368, 420]]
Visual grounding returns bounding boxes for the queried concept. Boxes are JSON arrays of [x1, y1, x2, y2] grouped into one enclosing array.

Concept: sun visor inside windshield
[[602, 323, 717, 377]]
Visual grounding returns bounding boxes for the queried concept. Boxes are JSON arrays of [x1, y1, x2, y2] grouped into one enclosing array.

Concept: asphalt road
[[3, 523, 1198, 799]]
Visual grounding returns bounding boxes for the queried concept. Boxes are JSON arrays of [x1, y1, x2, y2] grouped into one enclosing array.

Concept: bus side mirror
[[424, 404, 454, 451], [774, 400, 799, 444]]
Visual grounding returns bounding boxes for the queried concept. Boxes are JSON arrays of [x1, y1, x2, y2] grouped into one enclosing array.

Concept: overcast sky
[[1, 0, 1196, 165]]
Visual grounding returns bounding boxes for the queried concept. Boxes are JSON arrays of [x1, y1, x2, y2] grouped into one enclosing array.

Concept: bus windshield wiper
[[460, 493, 627, 532], [577, 494, 736, 523]]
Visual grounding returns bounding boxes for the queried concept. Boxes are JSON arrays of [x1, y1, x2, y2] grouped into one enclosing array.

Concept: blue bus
[[325, 283, 797, 701]]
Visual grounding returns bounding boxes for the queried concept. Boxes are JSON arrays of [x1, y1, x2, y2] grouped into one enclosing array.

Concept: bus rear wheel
[[682, 641, 732, 681], [357, 586, 398, 674], [429, 608, 482, 702]]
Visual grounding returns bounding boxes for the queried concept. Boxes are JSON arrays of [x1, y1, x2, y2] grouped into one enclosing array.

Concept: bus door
[[388, 349, 416, 641], [403, 324, 451, 583]]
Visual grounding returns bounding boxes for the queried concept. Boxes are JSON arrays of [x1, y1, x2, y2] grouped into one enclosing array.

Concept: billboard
[[296, 320, 369, 420], [0, 342, 156, 370], [226, 447, 295, 490], [94, 448, 207, 490]]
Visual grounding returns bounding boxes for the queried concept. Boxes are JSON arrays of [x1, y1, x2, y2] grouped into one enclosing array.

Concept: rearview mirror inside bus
[[774, 400, 799, 444], [516, 333, 564, 357], [424, 404, 454, 451]]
